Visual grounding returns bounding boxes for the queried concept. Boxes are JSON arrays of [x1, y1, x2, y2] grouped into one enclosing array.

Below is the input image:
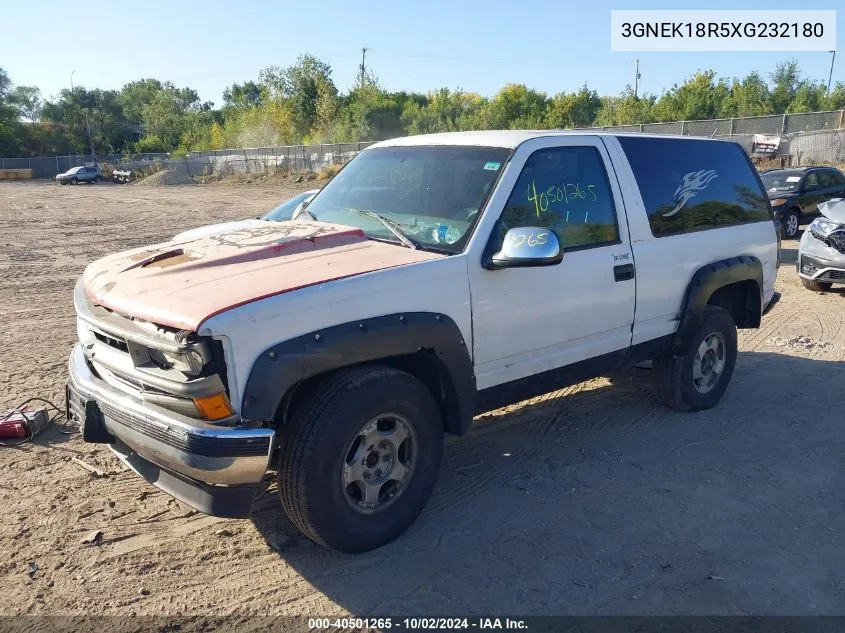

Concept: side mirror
[[486, 227, 563, 270]]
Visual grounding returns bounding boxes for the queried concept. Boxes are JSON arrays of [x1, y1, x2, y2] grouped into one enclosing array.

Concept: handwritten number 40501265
[[527, 181, 598, 219]]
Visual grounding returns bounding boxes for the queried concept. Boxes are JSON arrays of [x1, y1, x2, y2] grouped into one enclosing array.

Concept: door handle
[[614, 263, 635, 282]]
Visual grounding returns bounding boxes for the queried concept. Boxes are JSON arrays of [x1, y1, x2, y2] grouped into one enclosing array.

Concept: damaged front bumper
[[66, 344, 274, 518], [797, 231, 845, 284]]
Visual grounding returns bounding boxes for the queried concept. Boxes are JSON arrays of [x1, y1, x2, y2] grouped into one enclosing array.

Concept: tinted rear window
[[617, 136, 771, 238]]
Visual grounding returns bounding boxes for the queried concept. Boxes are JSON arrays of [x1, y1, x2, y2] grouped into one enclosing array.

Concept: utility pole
[[360, 47, 368, 89], [634, 59, 641, 99], [70, 70, 76, 92], [828, 50, 836, 94], [84, 110, 96, 167]]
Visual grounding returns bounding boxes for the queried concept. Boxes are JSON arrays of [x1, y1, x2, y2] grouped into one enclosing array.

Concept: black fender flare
[[240, 312, 476, 436], [671, 255, 763, 354]]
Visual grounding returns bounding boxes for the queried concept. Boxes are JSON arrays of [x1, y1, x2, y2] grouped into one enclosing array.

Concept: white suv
[[66, 131, 781, 552]]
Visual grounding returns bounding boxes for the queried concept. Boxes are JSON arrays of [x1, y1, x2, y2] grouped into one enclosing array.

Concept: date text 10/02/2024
[[307, 617, 529, 630]]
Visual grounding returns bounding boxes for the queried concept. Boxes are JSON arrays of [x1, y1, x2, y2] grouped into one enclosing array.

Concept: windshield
[[262, 190, 317, 222], [303, 145, 512, 252], [67, 166, 84, 174], [761, 170, 803, 193]]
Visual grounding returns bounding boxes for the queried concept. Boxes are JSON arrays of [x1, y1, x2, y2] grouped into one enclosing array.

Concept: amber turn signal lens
[[193, 393, 234, 420]]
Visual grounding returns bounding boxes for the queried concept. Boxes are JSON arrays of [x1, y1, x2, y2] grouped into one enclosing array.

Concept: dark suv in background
[[761, 166, 845, 239]]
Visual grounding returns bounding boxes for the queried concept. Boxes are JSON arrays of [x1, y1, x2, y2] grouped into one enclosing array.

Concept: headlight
[[809, 218, 843, 236], [770, 198, 788, 207], [162, 347, 206, 376], [149, 344, 208, 376]]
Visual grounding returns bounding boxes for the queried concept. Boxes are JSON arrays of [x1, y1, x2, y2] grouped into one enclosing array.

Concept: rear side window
[[819, 170, 843, 188], [617, 136, 771, 238]]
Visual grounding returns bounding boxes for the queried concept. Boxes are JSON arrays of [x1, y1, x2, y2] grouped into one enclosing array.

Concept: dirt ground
[[1, 180, 844, 619]]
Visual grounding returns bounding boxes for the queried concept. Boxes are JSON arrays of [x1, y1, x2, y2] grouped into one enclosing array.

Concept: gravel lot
[[1, 180, 843, 619]]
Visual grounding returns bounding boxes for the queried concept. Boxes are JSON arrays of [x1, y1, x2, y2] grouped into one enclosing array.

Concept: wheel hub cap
[[342, 415, 415, 513], [692, 332, 727, 394]]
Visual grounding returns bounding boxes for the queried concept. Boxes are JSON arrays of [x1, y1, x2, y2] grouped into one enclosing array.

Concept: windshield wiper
[[351, 209, 420, 250], [292, 203, 318, 221]]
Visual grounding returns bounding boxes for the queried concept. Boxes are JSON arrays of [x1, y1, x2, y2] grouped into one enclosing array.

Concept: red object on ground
[[0, 416, 28, 439]]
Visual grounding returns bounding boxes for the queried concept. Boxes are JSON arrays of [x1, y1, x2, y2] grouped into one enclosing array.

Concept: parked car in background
[[171, 189, 319, 241], [56, 165, 103, 185], [797, 197, 845, 291], [760, 166, 845, 239]]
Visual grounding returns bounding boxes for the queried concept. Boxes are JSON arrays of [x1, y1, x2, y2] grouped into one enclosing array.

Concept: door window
[[818, 170, 841, 188], [498, 146, 619, 250], [804, 172, 820, 191]]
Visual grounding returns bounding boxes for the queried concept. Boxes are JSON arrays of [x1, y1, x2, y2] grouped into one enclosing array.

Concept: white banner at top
[[611, 10, 836, 52]]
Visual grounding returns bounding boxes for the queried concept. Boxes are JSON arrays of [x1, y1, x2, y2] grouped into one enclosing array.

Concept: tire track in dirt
[[431, 301, 806, 516], [741, 306, 802, 351]]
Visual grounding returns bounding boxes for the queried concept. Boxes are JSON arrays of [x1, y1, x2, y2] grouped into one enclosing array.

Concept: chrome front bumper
[[66, 344, 275, 518]]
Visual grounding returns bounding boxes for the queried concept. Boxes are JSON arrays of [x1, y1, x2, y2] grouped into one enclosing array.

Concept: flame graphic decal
[[663, 169, 719, 217]]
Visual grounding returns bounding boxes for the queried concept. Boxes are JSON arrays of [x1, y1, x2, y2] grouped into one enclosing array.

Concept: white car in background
[[172, 189, 319, 241], [797, 198, 845, 291]]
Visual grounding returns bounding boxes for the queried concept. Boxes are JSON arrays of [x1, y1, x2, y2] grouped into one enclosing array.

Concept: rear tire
[[801, 278, 833, 292], [654, 306, 738, 412], [277, 366, 444, 553]]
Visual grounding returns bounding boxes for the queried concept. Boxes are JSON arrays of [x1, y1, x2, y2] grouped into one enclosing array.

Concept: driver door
[[468, 137, 636, 390]]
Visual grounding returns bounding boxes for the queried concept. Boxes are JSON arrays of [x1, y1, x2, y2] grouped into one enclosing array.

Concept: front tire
[[801, 277, 833, 292], [782, 210, 800, 239], [278, 366, 444, 553], [654, 306, 738, 412], [71, 177, 78, 185]]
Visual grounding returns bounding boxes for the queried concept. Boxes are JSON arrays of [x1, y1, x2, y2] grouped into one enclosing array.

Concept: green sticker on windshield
[[483, 161, 501, 171]]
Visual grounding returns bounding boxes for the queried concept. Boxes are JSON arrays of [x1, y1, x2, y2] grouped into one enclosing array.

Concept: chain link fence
[[0, 153, 170, 179], [186, 142, 375, 178], [3, 111, 844, 180]]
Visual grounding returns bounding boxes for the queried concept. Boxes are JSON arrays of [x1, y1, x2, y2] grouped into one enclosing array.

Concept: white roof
[[369, 129, 730, 150]]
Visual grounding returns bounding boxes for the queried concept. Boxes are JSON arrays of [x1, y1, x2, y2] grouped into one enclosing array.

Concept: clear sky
[[0, 0, 841, 104]]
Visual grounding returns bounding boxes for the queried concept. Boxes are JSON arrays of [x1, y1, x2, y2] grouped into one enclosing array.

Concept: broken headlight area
[[148, 342, 210, 377], [809, 218, 845, 254]]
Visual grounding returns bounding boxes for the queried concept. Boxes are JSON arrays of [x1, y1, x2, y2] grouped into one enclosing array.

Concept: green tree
[[119, 78, 164, 122], [0, 67, 23, 155], [259, 55, 338, 139], [223, 81, 265, 109], [821, 82, 845, 110], [593, 88, 656, 126], [476, 84, 548, 129], [652, 71, 730, 121], [719, 72, 772, 118], [138, 85, 202, 151], [769, 59, 803, 114], [544, 85, 602, 129], [788, 82, 827, 113], [11, 85, 42, 122]]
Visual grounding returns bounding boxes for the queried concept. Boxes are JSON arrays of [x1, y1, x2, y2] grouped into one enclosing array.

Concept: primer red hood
[[82, 220, 444, 331]]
